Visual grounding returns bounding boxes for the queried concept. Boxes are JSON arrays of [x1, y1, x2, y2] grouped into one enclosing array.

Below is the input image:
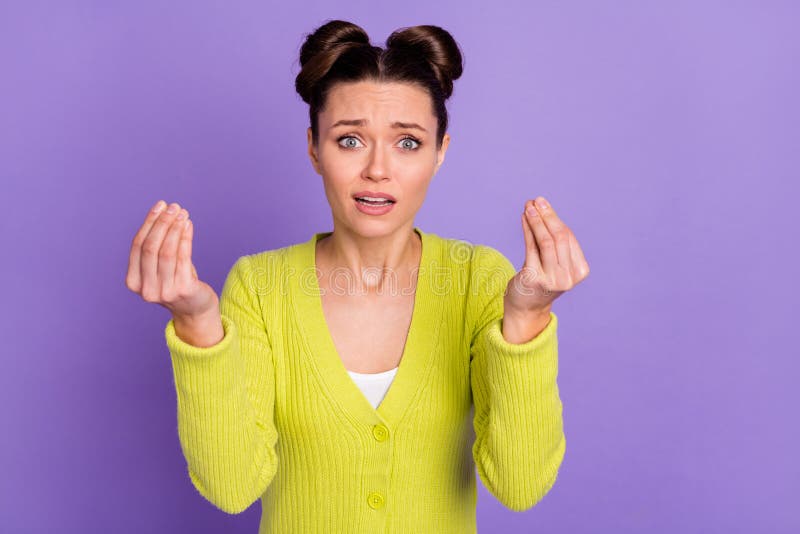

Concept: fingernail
[[526, 205, 538, 217], [152, 200, 166, 213], [536, 197, 548, 210], [176, 209, 188, 221], [166, 203, 178, 214]]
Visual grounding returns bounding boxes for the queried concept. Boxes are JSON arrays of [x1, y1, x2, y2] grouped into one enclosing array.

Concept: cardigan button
[[372, 424, 389, 442], [367, 491, 385, 509]]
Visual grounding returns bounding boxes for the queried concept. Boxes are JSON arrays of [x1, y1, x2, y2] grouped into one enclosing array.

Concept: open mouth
[[354, 196, 396, 206]]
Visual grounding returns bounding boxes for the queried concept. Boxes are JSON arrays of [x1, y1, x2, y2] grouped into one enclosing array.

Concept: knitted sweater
[[163, 226, 566, 533]]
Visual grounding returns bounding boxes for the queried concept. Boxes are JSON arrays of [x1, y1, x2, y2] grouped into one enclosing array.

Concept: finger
[[127, 200, 166, 292], [521, 204, 542, 274], [568, 231, 590, 279], [140, 202, 181, 300], [175, 218, 194, 288], [158, 207, 189, 294], [534, 197, 572, 270], [525, 199, 558, 274]]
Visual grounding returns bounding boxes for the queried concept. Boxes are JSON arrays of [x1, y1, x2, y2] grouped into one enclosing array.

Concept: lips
[[352, 190, 396, 203]]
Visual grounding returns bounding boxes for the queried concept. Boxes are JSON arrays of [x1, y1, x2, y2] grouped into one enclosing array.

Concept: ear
[[307, 127, 321, 175], [434, 132, 450, 174]]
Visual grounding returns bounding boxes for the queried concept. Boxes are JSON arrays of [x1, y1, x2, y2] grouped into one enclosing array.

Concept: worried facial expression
[[307, 80, 450, 235]]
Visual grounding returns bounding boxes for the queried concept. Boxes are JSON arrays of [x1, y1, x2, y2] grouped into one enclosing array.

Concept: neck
[[316, 223, 421, 296]]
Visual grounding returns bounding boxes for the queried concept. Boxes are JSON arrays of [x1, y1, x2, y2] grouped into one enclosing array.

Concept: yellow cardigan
[[164, 227, 566, 533]]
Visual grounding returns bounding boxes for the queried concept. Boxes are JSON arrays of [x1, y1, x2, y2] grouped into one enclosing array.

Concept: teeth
[[357, 196, 392, 202]]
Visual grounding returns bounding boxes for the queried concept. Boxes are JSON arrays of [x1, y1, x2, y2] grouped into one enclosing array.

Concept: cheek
[[319, 152, 357, 180], [321, 175, 347, 201], [321, 176, 355, 210], [400, 174, 434, 205]]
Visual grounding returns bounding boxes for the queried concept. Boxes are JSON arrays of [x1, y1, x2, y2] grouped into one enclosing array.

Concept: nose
[[363, 144, 389, 181]]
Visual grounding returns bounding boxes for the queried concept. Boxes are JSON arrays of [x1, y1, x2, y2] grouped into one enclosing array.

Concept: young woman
[[126, 19, 589, 533]]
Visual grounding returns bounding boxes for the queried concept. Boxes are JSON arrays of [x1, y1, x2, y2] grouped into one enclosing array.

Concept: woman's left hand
[[503, 196, 590, 330]]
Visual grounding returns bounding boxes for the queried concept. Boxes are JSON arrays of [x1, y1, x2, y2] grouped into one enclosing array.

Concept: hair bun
[[385, 25, 464, 99], [296, 20, 373, 104]]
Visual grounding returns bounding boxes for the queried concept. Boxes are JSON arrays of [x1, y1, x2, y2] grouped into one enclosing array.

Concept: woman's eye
[[337, 135, 421, 151], [399, 137, 421, 150], [338, 136, 363, 149]]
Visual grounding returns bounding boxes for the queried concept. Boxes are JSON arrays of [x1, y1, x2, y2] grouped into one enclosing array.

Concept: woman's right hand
[[126, 200, 219, 321]]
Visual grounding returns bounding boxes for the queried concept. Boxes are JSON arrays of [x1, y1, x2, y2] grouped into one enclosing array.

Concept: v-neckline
[[289, 226, 443, 426]]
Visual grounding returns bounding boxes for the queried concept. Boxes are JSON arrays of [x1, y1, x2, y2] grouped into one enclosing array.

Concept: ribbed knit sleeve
[[164, 255, 279, 514], [468, 245, 566, 512]]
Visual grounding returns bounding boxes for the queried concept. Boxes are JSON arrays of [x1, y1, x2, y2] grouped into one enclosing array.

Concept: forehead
[[321, 81, 433, 127]]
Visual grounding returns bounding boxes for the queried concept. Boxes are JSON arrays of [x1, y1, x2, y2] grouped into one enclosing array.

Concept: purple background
[[2, 1, 798, 532]]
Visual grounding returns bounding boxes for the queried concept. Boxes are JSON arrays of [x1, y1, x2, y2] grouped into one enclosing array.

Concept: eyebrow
[[330, 119, 428, 133]]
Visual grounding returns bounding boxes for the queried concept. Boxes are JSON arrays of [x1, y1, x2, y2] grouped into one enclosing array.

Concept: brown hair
[[295, 19, 465, 151]]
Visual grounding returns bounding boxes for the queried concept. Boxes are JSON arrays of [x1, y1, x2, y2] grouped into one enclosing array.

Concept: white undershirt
[[346, 366, 399, 409]]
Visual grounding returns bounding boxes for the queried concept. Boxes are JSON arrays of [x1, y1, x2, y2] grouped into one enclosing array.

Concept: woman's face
[[307, 80, 450, 238]]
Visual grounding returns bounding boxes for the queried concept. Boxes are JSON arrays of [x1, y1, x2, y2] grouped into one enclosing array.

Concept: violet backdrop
[[1, 1, 798, 532]]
